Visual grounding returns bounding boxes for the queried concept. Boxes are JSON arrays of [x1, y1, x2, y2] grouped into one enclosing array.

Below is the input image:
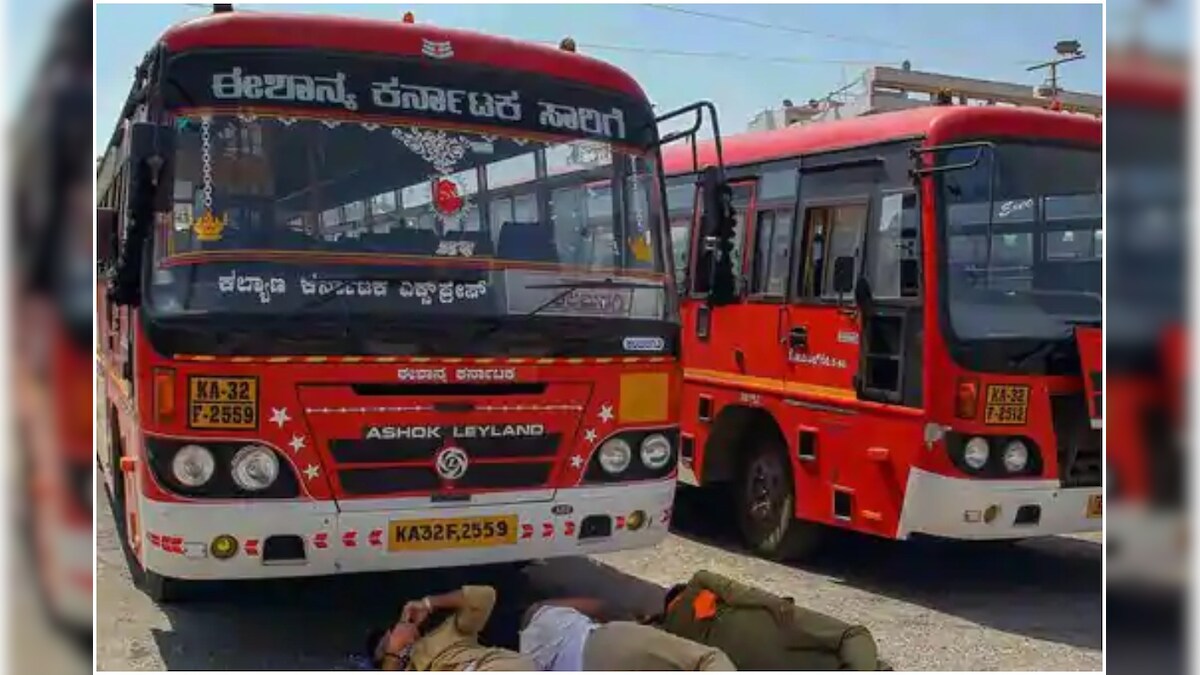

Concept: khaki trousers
[[581, 621, 736, 671]]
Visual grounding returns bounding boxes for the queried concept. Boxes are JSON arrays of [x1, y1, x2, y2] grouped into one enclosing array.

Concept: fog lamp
[[211, 534, 239, 560]]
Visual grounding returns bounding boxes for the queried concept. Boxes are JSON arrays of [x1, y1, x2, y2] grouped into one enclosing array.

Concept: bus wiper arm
[[1008, 330, 1074, 369]]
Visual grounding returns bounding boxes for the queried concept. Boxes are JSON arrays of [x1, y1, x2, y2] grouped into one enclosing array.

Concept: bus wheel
[[139, 570, 184, 603], [736, 435, 820, 561]]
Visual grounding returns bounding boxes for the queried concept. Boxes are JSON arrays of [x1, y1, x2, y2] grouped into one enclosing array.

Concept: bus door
[[784, 159, 874, 401], [685, 180, 756, 375]]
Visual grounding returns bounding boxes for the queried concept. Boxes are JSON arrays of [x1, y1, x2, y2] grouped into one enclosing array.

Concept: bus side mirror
[[97, 207, 117, 272], [700, 167, 737, 305], [832, 256, 856, 296], [110, 123, 176, 307]]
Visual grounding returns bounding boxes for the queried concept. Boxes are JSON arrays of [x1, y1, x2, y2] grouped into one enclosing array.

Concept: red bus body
[[97, 13, 680, 594], [664, 106, 1102, 550], [1106, 50, 1186, 589]]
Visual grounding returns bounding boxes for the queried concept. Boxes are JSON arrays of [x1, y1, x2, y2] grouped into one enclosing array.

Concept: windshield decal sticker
[[172, 204, 193, 232], [374, 81, 523, 121], [435, 240, 476, 257], [432, 177, 474, 229], [397, 280, 489, 305], [421, 39, 454, 60], [393, 127, 473, 174], [171, 51, 657, 145], [217, 270, 288, 304], [211, 68, 360, 111], [536, 101, 626, 140], [299, 275, 390, 297]]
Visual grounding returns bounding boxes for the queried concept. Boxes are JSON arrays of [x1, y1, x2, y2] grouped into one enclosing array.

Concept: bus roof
[[159, 12, 647, 100], [663, 105, 1101, 175]]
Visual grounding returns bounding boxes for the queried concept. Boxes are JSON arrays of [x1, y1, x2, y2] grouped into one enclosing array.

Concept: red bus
[[13, 0, 93, 639], [1106, 50, 1186, 589], [664, 105, 1102, 557], [96, 10, 717, 601]]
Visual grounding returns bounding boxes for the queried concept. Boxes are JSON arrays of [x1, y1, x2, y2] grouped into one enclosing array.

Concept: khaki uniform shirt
[[408, 586, 535, 671]]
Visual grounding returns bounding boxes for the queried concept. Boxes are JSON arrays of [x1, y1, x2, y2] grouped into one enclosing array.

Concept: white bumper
[[138, 481, 674, 580], [896, 468, 1102, 540]]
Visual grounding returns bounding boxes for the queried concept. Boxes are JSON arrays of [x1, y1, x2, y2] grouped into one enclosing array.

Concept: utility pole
[[1027, 40, 1086, 106]]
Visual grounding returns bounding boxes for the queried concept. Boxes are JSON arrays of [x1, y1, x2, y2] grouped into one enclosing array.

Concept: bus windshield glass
[[939, 141, 1101, 343], [146, 51, 667, 327]]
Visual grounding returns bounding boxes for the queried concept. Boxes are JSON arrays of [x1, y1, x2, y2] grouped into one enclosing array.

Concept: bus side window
[[798, 203, 867, 300], [664, 175, 696, 289], [869, 192, 921, 299], [750, 209, 795, 297]]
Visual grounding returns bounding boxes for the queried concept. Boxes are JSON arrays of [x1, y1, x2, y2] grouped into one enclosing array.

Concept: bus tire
[[139, 569, 184, 603], [736, 433, 821, 561]]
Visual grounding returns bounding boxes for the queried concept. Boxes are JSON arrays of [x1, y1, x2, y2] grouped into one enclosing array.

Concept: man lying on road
[[367, 585, 534, 671], [519, 596, 736, 670]]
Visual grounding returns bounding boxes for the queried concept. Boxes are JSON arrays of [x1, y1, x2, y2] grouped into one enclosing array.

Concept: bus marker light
[[211, 535, 239, 560], [154, 368, 176, 422], [964, 510, 982, 523], [955, 378, 979, 419], [983, 505, 1001, 524], [626, 510, 647, 531]]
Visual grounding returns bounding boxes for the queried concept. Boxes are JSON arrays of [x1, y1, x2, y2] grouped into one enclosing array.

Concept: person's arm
[[404, 586, 497, 637]]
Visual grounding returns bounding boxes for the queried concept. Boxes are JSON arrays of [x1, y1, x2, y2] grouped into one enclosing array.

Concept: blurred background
[[1105, 0, 1189, 674], [7, 0, 93, 673]]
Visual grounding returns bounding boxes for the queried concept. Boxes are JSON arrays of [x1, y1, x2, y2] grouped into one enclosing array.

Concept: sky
[[69, 3, 1105, 157]]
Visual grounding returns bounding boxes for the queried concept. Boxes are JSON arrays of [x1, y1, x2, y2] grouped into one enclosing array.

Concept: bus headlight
[[962, 437, 990, 471], [1002, 439, 1030, 473], [172, 445, 216, 487], [231, 445, 280, 491], [598, 438, 633, 475], [639, 434, 673, 470]]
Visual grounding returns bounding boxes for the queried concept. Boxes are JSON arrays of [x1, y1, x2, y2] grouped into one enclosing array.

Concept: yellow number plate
[[389, 515, 518, 552], [1086, 494, 1103, 519], [188, 376, 258, 429], [984, 384, 1030, 425]]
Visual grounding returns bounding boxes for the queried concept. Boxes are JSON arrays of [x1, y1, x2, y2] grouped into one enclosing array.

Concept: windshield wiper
[[1007, 330, 1075, 369], [471, 278, 663, 341]]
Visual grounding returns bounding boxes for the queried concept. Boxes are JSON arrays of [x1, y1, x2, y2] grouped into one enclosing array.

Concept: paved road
[[98, 487, 1102, 671]]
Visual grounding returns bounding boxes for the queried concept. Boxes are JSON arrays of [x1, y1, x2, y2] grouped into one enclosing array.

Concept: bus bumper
[[895, 468, 1102, 540], [137, 481, 674, 580]]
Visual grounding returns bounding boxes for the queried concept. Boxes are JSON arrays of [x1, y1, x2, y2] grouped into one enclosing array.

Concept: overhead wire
[[644, 4, 1040, 66]]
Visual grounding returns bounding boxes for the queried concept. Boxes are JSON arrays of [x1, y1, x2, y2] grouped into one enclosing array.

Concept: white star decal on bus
[[597, 404, 614, 423], [304, 464, 321, 481], [583, 428, 598, 444], [269, 407, 291, 428], [289, 435, 307, 454], [570, 454, 585, 470]]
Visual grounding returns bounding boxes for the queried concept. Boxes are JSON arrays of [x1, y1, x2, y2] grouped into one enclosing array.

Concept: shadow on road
[[669, 486, 1102, 652]]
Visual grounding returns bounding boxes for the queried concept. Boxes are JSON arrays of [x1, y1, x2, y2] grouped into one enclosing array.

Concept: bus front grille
[[1050, 394, 1102, 488]]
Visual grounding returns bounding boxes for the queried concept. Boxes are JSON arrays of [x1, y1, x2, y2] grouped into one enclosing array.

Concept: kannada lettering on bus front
[[164, 51, 657, 146], [208, 67, 627, 140]]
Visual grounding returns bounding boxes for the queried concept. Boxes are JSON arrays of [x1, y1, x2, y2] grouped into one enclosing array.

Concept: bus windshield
[[148, 112, 666, 322], [939, 141, 1101, 343]]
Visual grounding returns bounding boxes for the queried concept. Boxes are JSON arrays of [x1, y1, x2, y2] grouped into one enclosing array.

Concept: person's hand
[[384, 621, 419, 654], [401, 597, 432, 625]]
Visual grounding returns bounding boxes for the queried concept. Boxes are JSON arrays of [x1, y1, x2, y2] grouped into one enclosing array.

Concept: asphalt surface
[[97, 486, 1102, 671]]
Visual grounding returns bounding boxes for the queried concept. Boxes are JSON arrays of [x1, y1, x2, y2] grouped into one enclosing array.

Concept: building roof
[[664, 105, 1101, 175], [159, 12, 647, 99]]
